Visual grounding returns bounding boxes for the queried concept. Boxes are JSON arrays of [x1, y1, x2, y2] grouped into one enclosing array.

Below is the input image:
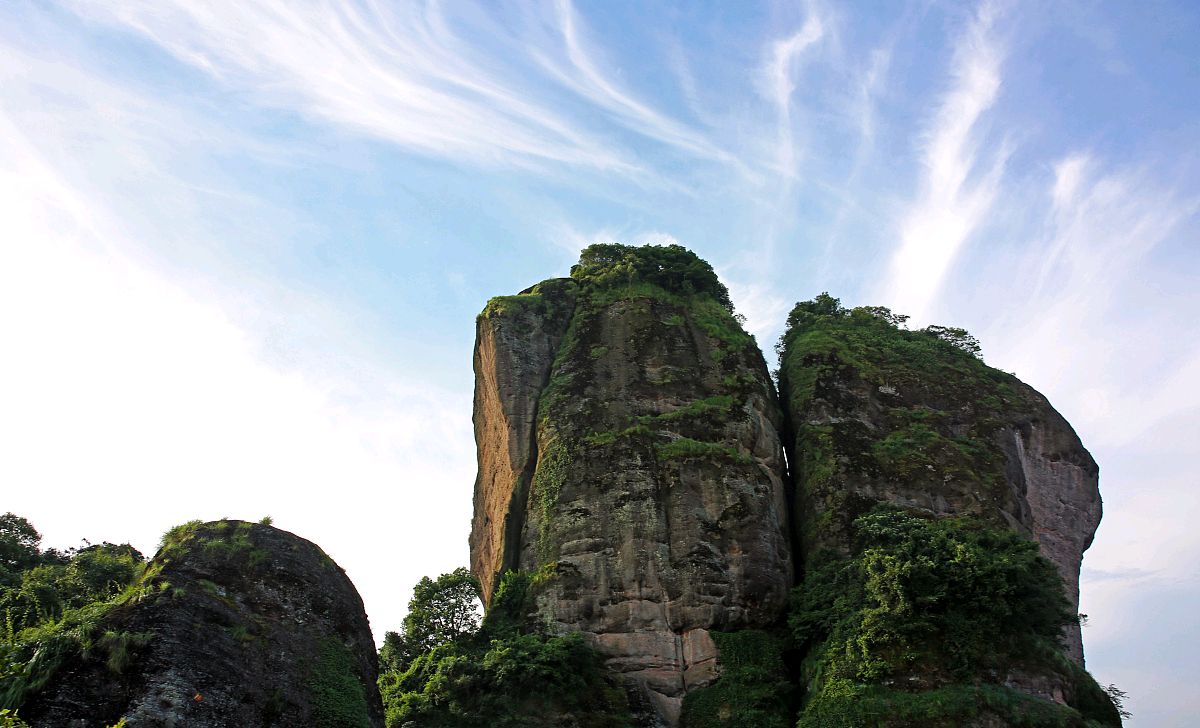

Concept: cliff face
[[470, 252, 1117, 728], [469, 245, 792, 724], [777, 299, 1101, 665], [469, 278, 578, 604], [19, 520, 383, 728]]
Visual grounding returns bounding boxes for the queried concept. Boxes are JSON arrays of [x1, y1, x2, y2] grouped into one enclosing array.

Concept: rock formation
[[471, 249, 1117, 727], [469, 245, 792, 723], [776, 297, 1101, 664], [17, 520, 384, 728]]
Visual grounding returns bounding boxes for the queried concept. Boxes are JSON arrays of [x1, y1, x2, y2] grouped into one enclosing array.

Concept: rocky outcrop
[[999, 400, 1102, 664], [777, 298, 1102, 665], [19, 520, 383, 728], [469, 245, 792, 725], [469, 278, 578, 604]]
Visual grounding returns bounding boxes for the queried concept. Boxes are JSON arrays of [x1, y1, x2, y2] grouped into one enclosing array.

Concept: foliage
[[1102, 684, 1132, 720], [680, 630, 792, 728], [797, 681, 1087, 728], [479, 278, 578, 323], [777, 294, 1024, 547], [308, 638, 371, 728], [379, 568, 481, 674], [532, 436, 572, 557], [378, 570, 631, 728], [571, 243, 733, 312], [790, 507, 1120, 726], [1, 543, 144, 635], [923, 325, 981, 356], [656, 437, 751, 464], [792, 508, 1073, 682], [0, 709, 29, 727], [0, 560, 163, 710], [157, 520, 267, 568], [0, 516, 41, 589]]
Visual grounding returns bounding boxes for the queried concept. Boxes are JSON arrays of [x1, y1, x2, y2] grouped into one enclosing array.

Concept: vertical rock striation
[[469, 278, 578, 604], [469, 245, 792, 725]]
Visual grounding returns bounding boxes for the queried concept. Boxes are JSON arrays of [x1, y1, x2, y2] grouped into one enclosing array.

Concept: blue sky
[[1, 1, 1197, 723]]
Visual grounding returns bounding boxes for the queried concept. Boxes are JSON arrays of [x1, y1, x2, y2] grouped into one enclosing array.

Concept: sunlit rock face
[[469, 246, 792, 725]]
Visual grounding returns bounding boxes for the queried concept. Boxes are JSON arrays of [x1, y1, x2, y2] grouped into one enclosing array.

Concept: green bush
[[680, 630, 792, 728], [571, 243, 733, 312], [790, 507, 1119, 726], [308, 638, 371, 728], [378, 570, 631, 728]]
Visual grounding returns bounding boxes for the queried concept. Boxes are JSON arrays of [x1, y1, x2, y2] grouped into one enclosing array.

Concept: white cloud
[[879, 0, 1008, 323], [723, 278, 791, 345], [546, 0, 737, 168], [66, 0, 642, 175], [759, 7, 826, 178], [0, 105, 473, 644]]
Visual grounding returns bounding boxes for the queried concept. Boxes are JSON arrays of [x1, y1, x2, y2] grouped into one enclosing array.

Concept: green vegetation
[[646, 394, 736, 424], [777, 294, 1027, 546], [379, 567, 481, 674], [0, 709, 29, 727], [159, 519, 268, 568], [479, 278, 578, 323], [379, 570, 631, 728], [680, 630, 792, 728], [0, 561, 162, 710], [798, 682, 1086, 728], [309, 638, 371, 728], [531, 436, 572, 557], [0, 513, 155, 710], [790, 507, 1120, 727], [571, 243, 734, 312], [657, 437, 751, 465]]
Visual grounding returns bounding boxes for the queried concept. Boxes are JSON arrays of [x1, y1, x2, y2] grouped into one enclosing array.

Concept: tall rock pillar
[[469, 245, 793, 725]]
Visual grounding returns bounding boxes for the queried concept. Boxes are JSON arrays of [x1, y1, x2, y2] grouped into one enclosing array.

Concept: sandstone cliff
[[470, 245, 793, 723], [16, 520, 383, 728], [776, 297, 1101, 664], [778, 295, 1114, 726], [470, 251, 1119, 728]]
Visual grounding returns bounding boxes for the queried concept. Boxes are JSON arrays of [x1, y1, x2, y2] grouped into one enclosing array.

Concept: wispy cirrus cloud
[[879, 0, 1009, 322], [0, 96, 476, 643], [759, 6, 827, 178], [545, 0, 738, 169], [67, 0, 646, 174], [65, 0, 753, 182], [985, 153, 1200, 447]]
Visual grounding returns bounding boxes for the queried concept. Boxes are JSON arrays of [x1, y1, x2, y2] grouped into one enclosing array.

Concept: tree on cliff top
[[571, 243, 734, 312]]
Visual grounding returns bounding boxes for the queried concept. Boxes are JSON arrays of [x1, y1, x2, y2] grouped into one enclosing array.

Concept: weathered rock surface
[[469, 278, 578, 604], [20, 520, 383, 728], [998, 405, 1102, 665], [778, 301, 1102, 665], [469, 246, 793, 724]]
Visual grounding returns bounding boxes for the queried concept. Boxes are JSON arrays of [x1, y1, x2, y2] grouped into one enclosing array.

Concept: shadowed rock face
[[998, 396, 1102, 664], [778, 303, 1101, 666], [20, 521, 384, 728], [469, 248, 793, 725]]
